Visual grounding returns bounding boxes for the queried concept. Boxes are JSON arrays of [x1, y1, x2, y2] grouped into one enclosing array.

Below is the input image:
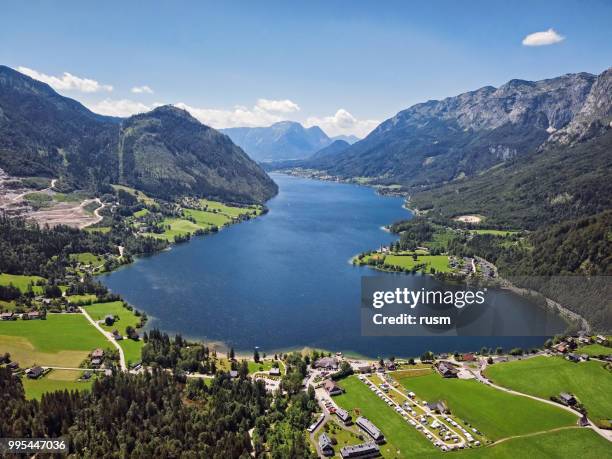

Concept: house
[[90, 358, 102, 367], [318, 433, 334, 457], [269, 367, 281, 376], [356, 416, 385, 443], [426, 400, 448, 414], [112, 329, 123, 340], [91, 348, 105, 359], [335, 407, 352, 425], [128, 329, 140, 340], [580, 354, 590, 361], [313, 357, 339, 370], [81, 371, 92, 380], [26, 366, 44, 379], [462, 353, 476, 362], [579, 415, 590, 427], [566, 353, 580, 363], [0, 312, 15, 320], [559, 392, 577, 406], [8, 361, 19, 371], [340, 442, 380, 459], [229, 370, 239, 378], [384, 360, 397, 371], [27, 310, 42, 320], [323, 379, 343, 396], [553, 343, 568, 354], [357, 364, 372, 374], [436, 361, 458, 378], [104, 369, 113, 377]]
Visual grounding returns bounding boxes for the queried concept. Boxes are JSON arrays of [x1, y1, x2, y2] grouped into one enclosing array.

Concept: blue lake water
[[100, 173, 565, 358]]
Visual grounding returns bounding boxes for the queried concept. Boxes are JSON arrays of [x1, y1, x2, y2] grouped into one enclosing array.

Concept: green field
[[316, 420, 364, 457], [199, 199, 260, 218], [0, 273, 46, 293], [184, 208, 232, 227], [248, 360, 274, 373], [21, 369, 93, 400], [336, 376, 437, 457], [468, 230, 519, 237], [436, 428, 610, 459], [0, 314, 111, 367], [578, 344, 612, 357], [70, 252, 105, 266], [83, 301, 141, 332], [85, 226, 111, 234], [143, 217, 208, 241], [66, 294, 98, 304], [399, 373, 577, 440], [380, 254, 452, 273], [118, 338, 143, 366], [485, 356, 612, 425]]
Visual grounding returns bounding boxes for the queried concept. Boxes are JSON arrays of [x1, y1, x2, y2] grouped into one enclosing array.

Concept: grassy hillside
[[485, 356, 612, 426]]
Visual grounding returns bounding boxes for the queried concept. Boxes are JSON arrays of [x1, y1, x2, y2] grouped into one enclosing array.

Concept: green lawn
[[184, 208, 231, 227], [317, 420, 364, 457], [248, 360, 274, 373], [83, 301, 141, 332], [118, 338, 143, 366], [66, 294, 98, 304], [399, 373, 577, 440], [21, 369, 93, 400], [0, 314, 111, 367], [336, 376, 438, 457], [70, 252, 105, 266], [0, 273, 46, 293], [432, 428, 610, 459], [199, 199, 260, 218], [143, 218, 204, 241], [485, 356, 612, 425], [383, 254, 452, 273], [84, 226, 111, 234], [468, 230, 519, 237], [578, 344, 612, 357]]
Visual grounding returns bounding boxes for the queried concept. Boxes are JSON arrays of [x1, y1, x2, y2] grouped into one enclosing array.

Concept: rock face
[[303, 70, 610, 187], [221, 121, 332, 161], [0, 65, 277, 203]]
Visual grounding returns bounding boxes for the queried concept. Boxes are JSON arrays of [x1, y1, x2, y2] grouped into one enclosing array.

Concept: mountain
[[310, 139, 350, 160], [300, 71, 602, 187], [221, 121, 332, 161], [410, 68, 612, 229], [0, 65, 277, 203], [331, 134, 359, 144]]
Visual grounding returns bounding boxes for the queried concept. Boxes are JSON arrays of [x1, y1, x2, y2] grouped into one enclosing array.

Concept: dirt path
[[79, 306, 127, 372], [489, 425, 581, 446]]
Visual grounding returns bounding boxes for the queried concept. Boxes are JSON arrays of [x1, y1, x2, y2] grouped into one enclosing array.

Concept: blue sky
[[1, 0, 611, 137]]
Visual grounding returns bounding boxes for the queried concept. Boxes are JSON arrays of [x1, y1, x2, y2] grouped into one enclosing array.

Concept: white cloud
[[131, 85, 154, 94], [255, 98, 300, 113], [85, 99, 155, 117], [174, 102, 288, 128], [17, 66, 113, 93], [305, 109, 379, 138], [522, 29, 564, 47]]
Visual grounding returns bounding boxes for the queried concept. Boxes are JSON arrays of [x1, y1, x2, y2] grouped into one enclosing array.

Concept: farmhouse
[[566, 353, 580, 363], [340, 442, 380, 459], [323, 379, 344, 396], [335, 407, 352, 425], [559, 392, 577, 406], [91, 348, 105, 359], [25, 366, 44, 379], [269, 367, 281, 376], [112, 329, 123, 340], [436, 361, 458, 378], [318, 433, 334, 457], [426, 400, 449, 414], [27, 310, 42, 320], [356, 364, 372, 374], [314, 357, 339, 370], [462, 353, 476, 362], [356, 416, 385, 443], [0, 311, 15, 320]]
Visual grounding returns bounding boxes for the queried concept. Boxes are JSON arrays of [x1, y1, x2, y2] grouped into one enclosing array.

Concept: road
[[79, 306, 127, 371]]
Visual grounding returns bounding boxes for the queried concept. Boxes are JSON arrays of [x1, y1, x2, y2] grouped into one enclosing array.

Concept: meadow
[[578, 343, 612, 357], [0, 314, 111, 367], [0, 273, 46, 293], [84, 301, 141, 332], [381, 254, 452, 273], [485, 356, 612, 425], [398, 373, 577, 440], [21, 369, 93, 400]]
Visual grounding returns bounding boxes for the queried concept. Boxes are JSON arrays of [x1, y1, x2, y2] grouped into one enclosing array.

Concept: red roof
[[462, 353, 476, 361]]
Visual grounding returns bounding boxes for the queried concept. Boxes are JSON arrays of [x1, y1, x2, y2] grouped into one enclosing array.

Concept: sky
[[1, 1, 611, 138]]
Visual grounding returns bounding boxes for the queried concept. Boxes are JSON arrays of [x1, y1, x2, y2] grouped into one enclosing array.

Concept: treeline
[[0, 367, 272, 458]]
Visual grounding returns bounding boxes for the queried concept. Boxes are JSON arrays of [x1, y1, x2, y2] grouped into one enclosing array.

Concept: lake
[[100, 173, 565, 358]]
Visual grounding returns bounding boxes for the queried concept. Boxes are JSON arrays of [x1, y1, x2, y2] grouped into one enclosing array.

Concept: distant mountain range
[[0, 65, 277, 203], [221, 122, 358, 162]]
